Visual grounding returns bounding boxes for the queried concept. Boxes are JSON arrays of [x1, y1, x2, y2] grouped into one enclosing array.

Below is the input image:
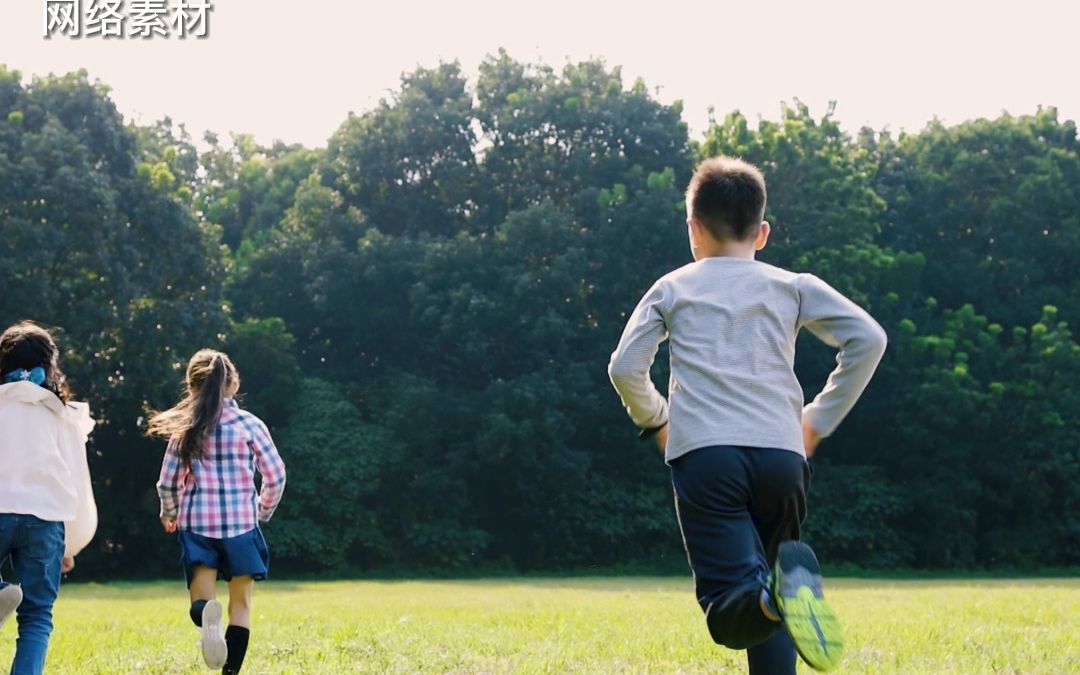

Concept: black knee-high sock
[[189, 599, 208, 627], [223, 625, 250, 675]]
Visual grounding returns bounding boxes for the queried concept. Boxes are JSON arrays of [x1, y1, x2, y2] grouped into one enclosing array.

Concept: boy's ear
[[756, 221, 773, 250], [754, 220, 771, 251], [687, 215, 702, 239]]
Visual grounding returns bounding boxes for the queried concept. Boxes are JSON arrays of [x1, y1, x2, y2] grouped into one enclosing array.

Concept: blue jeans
[[0, 514, 64, 675]]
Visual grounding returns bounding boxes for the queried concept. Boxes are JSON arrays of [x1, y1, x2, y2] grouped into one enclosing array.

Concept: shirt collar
[[223, 397, 239, 409]]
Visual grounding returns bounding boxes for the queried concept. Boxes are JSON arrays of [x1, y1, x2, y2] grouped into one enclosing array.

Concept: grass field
[[0, 577, 1077, 673]]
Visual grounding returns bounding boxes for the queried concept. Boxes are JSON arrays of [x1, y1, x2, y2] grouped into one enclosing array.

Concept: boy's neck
[[695, 240, 758, 260]]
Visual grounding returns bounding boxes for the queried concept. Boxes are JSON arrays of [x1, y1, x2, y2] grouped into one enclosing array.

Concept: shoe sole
[[0, 585, 23, 631], [200, 599, 228, 669], [774, 542, 844, 672]]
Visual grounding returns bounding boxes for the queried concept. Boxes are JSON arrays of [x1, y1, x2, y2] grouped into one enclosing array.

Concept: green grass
[[1, 577, 1077, 673]]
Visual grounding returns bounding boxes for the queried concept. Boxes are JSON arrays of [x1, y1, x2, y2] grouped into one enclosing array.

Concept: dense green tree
[[702, 101, 884, 268], [227, 173, 367, 370], [0, 67, 228, 575], [226, 317, 302, 428], [130, 117, 200, 202], [199, 133, 322, 250], [270, 378, 402, 570], [323, 63, 479, 237], [802, 464, 912, 568], [3, 58, 1078, 575], [874, 108, 1080, 325], [476, 51, 693, 227], [975, 306, 1080, 565]]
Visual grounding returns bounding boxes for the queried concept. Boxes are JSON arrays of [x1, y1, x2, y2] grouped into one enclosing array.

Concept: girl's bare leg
[[222, 576, 255, 674], [188, 565, 217, 603], [188, 566, 227, 668], [226, 575, 254, 628]]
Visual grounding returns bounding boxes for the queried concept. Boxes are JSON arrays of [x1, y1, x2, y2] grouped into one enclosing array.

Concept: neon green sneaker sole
[[773, 541, 844, 672], [783, 585, 843, 671]]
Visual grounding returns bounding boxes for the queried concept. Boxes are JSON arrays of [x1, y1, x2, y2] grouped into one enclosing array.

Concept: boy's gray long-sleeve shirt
[[608, 256, 888, 462]]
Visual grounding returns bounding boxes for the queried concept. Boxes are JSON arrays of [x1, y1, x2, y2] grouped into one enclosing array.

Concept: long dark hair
[[0, 321, 71, 403], [147, 349, 239, 467]]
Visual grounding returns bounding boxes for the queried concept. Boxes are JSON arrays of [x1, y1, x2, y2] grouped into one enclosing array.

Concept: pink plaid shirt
[[156, 399, 286, 539]]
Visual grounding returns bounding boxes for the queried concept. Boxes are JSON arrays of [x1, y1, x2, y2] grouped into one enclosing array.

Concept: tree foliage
[[1, 59, 1077, 574]]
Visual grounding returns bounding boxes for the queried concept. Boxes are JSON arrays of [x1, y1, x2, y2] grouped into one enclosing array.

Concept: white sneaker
[[199, 599, 228, 669], [0, 584, 22, 630]]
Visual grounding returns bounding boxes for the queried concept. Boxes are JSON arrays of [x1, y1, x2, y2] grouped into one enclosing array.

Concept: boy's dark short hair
[[686, 157, 767, 242]]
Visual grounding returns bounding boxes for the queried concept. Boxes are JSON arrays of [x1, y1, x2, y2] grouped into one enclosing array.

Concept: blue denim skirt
[[178, 528, 270, 587]]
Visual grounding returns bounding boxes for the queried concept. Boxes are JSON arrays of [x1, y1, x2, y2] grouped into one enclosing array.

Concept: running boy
[[150, 349, 286, 674], [608, 157, 887, 673]]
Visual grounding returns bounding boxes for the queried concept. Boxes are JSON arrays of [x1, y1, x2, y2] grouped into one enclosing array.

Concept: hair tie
[[4, 367, 46, 386]]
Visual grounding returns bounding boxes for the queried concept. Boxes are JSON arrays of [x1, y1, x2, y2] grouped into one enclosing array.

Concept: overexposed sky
[[1, 0, 1077, 148]]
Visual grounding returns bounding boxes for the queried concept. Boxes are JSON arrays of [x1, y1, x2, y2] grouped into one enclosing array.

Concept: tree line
[[0, 53, 1077, 577]]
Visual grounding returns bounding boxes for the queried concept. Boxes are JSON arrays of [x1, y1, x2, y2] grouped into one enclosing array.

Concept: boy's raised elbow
[[867, 322, 888, 360], [607, 354, 640, 385]]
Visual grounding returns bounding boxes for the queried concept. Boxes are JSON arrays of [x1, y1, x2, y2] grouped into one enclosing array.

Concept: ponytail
[[148, 350, 238, 468]]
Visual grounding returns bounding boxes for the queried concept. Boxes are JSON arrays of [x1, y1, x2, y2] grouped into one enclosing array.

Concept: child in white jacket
[[0, 322, 96, 675]]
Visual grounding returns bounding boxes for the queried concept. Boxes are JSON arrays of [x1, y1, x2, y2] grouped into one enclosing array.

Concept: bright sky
[[1, 0, 1076, 148]]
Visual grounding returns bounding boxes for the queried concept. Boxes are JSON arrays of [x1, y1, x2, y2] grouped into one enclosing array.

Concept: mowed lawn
[[1, 577, 1076, 673]]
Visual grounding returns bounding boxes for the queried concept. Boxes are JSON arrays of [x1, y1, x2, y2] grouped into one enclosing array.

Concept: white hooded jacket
[[0, 381, 97, 557]]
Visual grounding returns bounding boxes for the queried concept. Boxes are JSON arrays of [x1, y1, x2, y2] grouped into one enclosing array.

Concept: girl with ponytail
[[149, 349, 286, 675]]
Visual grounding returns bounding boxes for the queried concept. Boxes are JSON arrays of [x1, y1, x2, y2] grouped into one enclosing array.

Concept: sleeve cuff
[[802, 407, 834, 439], [639, 422, 668, 440]]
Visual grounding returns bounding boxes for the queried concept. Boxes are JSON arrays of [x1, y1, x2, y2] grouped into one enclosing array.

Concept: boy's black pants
[[670, 445, 811, 674]]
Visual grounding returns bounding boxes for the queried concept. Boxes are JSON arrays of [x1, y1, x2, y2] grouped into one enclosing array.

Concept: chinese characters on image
[[44, 0, 212, 38]]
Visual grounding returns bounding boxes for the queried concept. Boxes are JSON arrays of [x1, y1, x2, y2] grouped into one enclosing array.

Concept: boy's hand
[[655, 424, 669, 455], [803, 421, 822, 457], [61, 556, 75, 573], [160, 516, 177, 533]]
